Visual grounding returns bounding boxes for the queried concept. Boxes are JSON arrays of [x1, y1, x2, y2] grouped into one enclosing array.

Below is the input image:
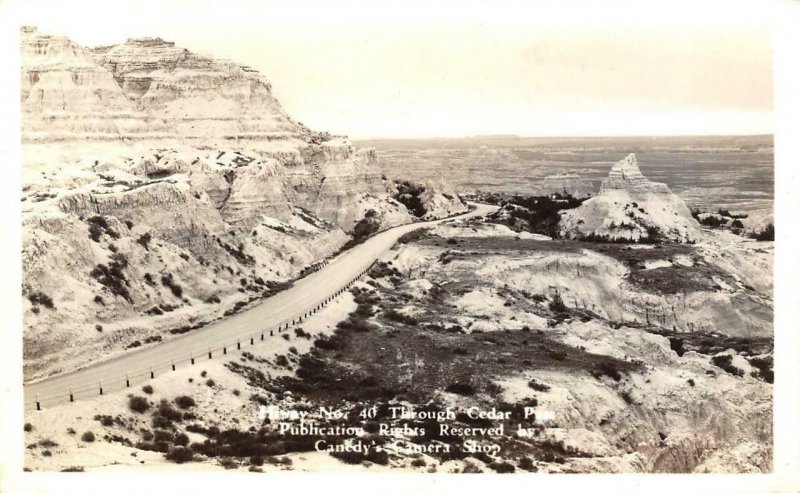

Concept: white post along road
[[24, 202, 497, 410]]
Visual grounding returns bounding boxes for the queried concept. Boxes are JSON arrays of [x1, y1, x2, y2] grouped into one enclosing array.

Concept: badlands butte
[[22, 27, 772, 473]]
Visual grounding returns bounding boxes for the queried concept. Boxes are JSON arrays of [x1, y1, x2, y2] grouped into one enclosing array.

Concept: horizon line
[[351, 133, 774, 142]]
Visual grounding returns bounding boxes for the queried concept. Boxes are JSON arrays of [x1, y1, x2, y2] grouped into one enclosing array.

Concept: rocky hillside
[[20, 26, 467, 379], [560, 154, 699, 243]]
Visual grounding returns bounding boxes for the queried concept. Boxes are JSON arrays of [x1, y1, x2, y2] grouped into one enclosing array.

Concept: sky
[[8, 0, 775, 139]]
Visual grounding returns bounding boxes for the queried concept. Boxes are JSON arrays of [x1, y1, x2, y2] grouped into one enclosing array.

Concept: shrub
[[27, 291, 55, 310], [154, 430, 174, 442], [129, 395, 150, 413], [174, 395, 196, 409], [548, 293, 567, 314], [445, 381, 476, 396], [142, 385, 154, 395], [250, 456, 264, 466], [593, 361, 624, 381], [206, 379, 216, 387], [174, 433, 189, 447], [488, 462, 516, 473], [165, 446, 194, 463], [136, 232, 152, 250], [161, 273, 183, 298], [749, 356, 774, 383], [711, 354, 744, 377], [527, 379, 551, 392], [218, 457, 238, 469], [93, 295, 105, 305], [750, 223, 775, 241], [81, 431, 95, 443], [201, 370, 207, 378], [152, 400, 183, 429], [24, 423, 33, 432], [90, 253, 132, 302]]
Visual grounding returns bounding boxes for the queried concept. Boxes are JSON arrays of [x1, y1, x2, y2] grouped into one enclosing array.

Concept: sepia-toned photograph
[[2, 0, 799, 491]]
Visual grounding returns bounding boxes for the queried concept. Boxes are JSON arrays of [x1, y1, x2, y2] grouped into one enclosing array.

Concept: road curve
[[24, 202, 497, 410]]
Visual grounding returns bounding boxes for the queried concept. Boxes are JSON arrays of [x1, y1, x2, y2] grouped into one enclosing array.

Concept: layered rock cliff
[[20, 27, 467, 378], [560, 154, 699, 243]]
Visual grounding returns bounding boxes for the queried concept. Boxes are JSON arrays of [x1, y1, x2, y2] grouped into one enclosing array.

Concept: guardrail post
[[237, 340, 241, 350], [126, 373, 130, 387], [150, 367, 154, 379], [191, 352, 195, 365], [260, 333, 264, 341], [172, 360, 176, 371], [208, 347, 212, 359], [69, 388, 74, 402], [270, 330, 273, 336], [36, 394, 40, 411], [250, 337, 254, 345], [99, 382, 103, 395]]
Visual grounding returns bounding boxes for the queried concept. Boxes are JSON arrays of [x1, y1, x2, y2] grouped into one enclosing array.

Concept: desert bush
[[445, 381, 476, 396], [27, 291, 55, 310], [142, 385, 154, 395], [173, 433, 190, 447], [527, 379, 551, 392], [165, 446, 194, 463], [160, 273, 183, 298], [81, 431, 95, 443], [593, 361, 624, 381], [750, 223, 775, 241], [152, 400, 183, 429], [488, 461, 516, 473], [61, 466, 85, 472], [90, 253, 132, 302], [712, 354, 744, 377], [154, 430, 174, 442], [129, 395, 150, 413], [24, 423, 33, 432], [384, 308, 419, 326], [548, 293, 567, 314], [174, 395, 196, 409], [136, 232, 152, 250], [749, 356, 774, 383], [206, 379, 216, 387]]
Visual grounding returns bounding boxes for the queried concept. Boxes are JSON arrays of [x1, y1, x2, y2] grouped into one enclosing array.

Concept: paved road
[[24, 202, 497, 410]]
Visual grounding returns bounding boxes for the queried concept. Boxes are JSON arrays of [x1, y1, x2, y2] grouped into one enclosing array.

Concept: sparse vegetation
[[711, 354, 745, 377], [136, 232, 152, 250], [160, 273, 184, 298], [142, 385, 154, 394], [749, 223, 774, 241], [27, 291, 55, 310], [90, 253, 132, 302], [175, 395, 196, 409], [81, 431, 95, 443], [129, 395, 150, 413], [527, 379, 551, 392]]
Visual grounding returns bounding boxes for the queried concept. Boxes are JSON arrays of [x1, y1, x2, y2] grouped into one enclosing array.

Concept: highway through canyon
[[23, 202, 497, 410]]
